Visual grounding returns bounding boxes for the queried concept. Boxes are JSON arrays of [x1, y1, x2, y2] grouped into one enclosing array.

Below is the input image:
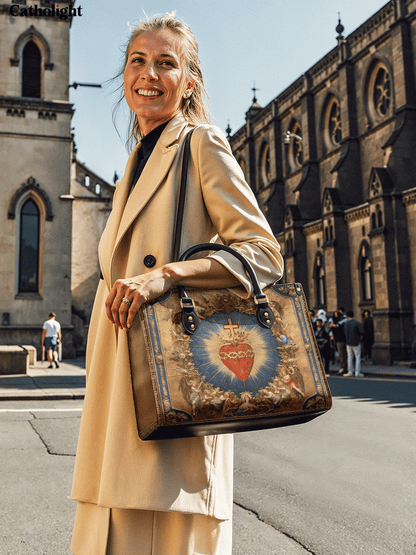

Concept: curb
[[0, 359, 415, 402], [0, 392, 85, 401]]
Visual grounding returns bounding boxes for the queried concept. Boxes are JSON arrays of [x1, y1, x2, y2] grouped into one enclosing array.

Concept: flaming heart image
[[219, 318, 255, 381]]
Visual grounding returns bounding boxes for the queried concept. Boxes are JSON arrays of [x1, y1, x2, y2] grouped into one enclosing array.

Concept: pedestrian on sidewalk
[[315, 318, 331, 375], [362, 309, 374, 361], [41, 312, 61, 369], [309, 309, 317, 331], [344, 311, 364, 377], [329, 307, 348, 375], [317, 308, 327, 326]]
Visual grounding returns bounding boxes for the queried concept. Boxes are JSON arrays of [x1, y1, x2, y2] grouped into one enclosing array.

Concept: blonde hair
[[115, 12, 210, 147]]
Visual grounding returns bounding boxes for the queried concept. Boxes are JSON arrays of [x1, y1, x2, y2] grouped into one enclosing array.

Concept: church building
[[0, 0, 113, 357], [2, 0, 416, 365], [229, 0, 416, 364]]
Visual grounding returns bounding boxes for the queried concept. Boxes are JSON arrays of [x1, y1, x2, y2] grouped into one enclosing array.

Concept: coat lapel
[[98, 144, 141, 288], [109, 114, 188, 280]]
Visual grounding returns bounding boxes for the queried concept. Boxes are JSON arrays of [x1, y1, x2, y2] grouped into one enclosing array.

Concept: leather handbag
[[128, 130, 331, 440]]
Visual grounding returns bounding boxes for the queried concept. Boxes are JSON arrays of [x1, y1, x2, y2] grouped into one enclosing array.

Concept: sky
[[69, 0, 389, 184]]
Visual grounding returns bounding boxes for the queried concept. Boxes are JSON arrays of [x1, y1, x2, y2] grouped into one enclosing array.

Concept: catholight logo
[[10, 3, 83, 19]]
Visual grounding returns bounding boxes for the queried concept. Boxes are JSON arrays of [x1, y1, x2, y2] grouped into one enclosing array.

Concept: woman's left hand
[[105, 267, 173, 331]]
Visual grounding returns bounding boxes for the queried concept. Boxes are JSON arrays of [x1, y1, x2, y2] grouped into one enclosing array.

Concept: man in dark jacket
[[329, 307, 348, 375], [344, 311, 365, 377]]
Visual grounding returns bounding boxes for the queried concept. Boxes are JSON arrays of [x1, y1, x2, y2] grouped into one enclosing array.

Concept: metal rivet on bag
[[188, 316, 193, 321], [266, 319, 271, 324], [190, 324, 195, 329], [264, 312, 269, 317]]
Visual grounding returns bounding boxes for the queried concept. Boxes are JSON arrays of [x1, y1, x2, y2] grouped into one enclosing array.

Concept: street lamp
[[68, 82, 102, 90], [283, 131, 303, 145]]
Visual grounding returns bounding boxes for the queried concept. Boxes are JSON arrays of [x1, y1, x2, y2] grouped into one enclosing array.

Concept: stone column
[[369, 192, 413, 363]]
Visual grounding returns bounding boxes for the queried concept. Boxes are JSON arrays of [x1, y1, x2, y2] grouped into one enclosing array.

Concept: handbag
[[128, 130, 332, 441]]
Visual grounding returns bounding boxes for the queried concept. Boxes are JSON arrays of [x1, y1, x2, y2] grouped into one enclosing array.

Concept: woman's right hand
[[105, 257, 240, 332]]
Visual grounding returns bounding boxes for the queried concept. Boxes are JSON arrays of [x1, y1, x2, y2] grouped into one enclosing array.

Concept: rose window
[[373, 67, 391, 117]]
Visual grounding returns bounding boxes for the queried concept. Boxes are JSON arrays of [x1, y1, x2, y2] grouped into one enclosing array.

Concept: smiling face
[[123, 29, 195, 136]]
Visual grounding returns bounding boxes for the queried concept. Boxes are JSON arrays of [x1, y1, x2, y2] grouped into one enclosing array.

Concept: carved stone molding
[[303, 221, 323, 236], [8, 176, 54, 221], [11, 25, 53, 70], [403, 188, 416, 207], [0, 97, 73, 114], [344, 205, 369, 223]]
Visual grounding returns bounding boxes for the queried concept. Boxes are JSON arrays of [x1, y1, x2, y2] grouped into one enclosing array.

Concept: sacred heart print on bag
[[137, 282, 330, 435]]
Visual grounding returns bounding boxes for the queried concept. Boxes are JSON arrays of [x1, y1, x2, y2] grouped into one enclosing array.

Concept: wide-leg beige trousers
[[71, 501, 232, 555]]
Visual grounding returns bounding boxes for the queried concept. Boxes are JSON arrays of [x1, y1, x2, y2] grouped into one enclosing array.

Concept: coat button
[[144, 255, 156, 268]]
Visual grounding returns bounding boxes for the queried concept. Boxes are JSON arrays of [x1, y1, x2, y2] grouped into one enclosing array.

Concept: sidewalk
[[0, 357, 415, 401], [0, 358, 86, 401]]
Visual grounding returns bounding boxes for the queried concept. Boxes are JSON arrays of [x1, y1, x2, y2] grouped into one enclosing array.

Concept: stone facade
[[70, 158, 114, 353], [0, 1, 113, 358], [229, 0, 416, 364]]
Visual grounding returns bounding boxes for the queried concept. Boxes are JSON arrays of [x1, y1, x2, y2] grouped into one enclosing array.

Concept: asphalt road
[[0, 376, 415, 555], [234, 376, 416, 555]]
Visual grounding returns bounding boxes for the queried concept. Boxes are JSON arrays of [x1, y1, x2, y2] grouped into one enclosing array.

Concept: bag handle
[[177, 243, 275, 335], [172, 128, 197, 262]]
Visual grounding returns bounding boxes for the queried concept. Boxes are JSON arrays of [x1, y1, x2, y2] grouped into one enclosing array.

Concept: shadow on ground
[[327, 376, 416, 410]]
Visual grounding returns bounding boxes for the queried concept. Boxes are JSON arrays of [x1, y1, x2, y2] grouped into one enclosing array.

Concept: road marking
[[0, 408, 83, 413]]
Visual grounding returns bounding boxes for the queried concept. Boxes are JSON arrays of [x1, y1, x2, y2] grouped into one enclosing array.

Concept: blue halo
[[189, 311, 281, 396]]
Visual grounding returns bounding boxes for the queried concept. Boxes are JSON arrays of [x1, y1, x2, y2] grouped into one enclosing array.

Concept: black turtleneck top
[[130, 121, 169, 192], [100, 121, 170, 279]]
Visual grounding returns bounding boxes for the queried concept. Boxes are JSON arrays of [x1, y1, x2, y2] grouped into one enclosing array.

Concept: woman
[[70, 13, 283, 555]]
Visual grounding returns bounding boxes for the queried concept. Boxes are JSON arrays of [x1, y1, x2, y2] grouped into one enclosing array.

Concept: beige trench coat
[[70, 113, 283, 520]]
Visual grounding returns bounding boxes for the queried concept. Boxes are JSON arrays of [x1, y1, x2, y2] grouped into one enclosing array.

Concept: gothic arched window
[[285, 234, 294, 254], [22, 41, 41, 98], [329, 100, 342, 145], [19, 199, 40, 292], [317, 267, 326, 306], [260, 142, 272, 186], [287, 122, 303, 173], [373, 67, 390, 117], [367, 61, 392, 124], [377, 205, 383, 228], [315, 255, 326, 307], [361, 257, 373, 302]]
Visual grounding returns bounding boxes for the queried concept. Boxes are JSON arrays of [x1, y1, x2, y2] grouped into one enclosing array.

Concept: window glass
[[19, 199, 39, 292], [22, 41, 41, 98], [261, 143, 272, 186], [288, 123, 303, 171]]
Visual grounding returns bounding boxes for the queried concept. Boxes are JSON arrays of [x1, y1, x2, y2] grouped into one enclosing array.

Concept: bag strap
[[172, 127, 197, 262], [178, 243, 275, 335]]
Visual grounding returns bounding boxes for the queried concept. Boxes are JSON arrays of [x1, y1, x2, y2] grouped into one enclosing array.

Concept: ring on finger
[[121, 297, 132, 307]]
